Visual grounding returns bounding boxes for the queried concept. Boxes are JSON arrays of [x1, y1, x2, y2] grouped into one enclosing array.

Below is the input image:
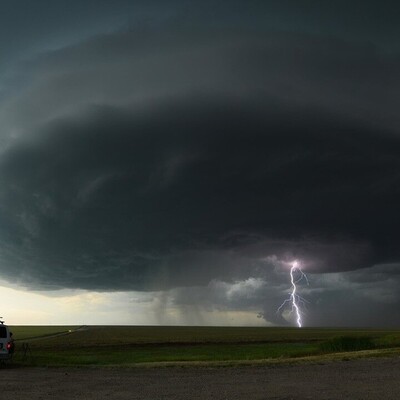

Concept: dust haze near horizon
[[1, 1, 400, 327]]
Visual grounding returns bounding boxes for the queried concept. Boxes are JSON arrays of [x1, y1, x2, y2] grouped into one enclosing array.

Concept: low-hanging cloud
[[157, 262, 400, 327]]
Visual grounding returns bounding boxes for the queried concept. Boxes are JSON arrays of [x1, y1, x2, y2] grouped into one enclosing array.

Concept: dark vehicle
[[0, 319, 14, 361]]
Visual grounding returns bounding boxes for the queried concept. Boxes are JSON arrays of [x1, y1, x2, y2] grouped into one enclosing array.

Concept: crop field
[[8, 325, 400, 367]]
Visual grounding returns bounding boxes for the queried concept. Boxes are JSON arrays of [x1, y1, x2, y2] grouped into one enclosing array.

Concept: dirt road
[[1, 357, 400, 399]]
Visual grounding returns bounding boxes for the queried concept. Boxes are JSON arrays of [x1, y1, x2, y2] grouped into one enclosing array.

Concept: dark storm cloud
[[2, 27, 399, 139], [0, 1, 399, 328], [0, 20, 399, 305], [1, 95, 400, 290]]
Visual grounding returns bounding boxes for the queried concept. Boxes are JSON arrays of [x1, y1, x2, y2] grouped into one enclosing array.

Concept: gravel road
[[1, 357, 400, 399]]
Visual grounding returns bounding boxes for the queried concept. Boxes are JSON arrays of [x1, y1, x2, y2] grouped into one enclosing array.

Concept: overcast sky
[[1, 1, 400, 327]]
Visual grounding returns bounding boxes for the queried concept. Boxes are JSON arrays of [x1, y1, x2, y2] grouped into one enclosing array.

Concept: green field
[[8, 326, 400, 367]]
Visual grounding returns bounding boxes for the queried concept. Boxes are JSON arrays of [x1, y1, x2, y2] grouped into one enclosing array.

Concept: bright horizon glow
[[0, 281, 269, 326]]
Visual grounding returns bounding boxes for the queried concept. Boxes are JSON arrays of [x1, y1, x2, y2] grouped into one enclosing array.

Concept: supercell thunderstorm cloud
[[0, 0, 400, 326]]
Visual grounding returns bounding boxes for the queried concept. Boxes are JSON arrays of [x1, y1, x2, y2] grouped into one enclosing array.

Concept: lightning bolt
[[277, 260, 308, 328]]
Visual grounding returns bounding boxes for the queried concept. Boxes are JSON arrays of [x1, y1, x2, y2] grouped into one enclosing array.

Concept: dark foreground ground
[[2, 357, 400, 399]]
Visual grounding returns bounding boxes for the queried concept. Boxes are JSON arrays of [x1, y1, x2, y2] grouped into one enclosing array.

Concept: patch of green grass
[[373, 334, 400, 348], [319, 336, 375, 353], [14, 342, 318, 366]]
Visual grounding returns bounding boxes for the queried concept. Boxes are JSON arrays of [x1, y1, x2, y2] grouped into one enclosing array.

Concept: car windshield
[[0, 326, 7, 338]]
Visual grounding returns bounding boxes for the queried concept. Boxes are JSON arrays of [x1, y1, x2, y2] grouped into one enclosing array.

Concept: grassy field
[[8, 326, 400, 367], [9, 326, 80, 340]]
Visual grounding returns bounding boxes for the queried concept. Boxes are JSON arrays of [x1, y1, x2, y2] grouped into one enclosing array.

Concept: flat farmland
[[8, 326, 400, 367], [5, 326, 400, 400]]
